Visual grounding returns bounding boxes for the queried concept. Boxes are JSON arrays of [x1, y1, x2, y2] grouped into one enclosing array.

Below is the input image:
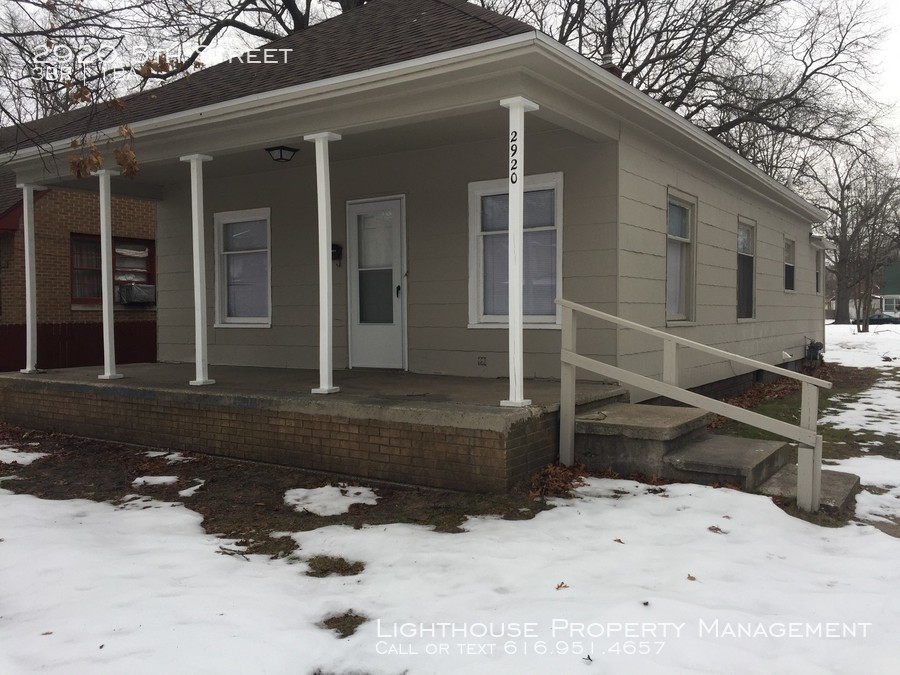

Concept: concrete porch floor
[[39, 362, 609, 400], [0, 363, 627, 492], [0, 362, 623, 425]]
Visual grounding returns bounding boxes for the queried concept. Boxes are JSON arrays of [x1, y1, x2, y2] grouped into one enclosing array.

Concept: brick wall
[[0, 188, 156, 326], [0, 231, 19, 321], [0, 378, 559, 493]]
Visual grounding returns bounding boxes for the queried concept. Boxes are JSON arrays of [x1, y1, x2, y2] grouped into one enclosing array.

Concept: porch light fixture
[[265, 145, 298, 162]]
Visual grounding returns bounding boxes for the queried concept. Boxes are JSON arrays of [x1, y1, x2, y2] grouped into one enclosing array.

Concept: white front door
[[348, 197, 406, 369]]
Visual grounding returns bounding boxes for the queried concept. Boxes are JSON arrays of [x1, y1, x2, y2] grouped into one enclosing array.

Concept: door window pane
[[358, 212, 393, 269], [358, 268, 394, 323]]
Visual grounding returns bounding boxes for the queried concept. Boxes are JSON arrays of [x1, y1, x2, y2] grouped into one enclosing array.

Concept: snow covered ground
[[821, 324, 900, 527], [1, 324, 899, 674]]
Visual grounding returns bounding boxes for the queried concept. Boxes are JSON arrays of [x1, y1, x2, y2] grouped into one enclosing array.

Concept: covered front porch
[[0, 364, 625, 491], [6, 35, 622, 406]]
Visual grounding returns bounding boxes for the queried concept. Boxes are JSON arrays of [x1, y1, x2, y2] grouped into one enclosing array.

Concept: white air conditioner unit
[[118, 284, 156, 305]]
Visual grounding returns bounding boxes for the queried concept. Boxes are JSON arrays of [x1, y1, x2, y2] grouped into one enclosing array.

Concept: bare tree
[[0, 0, 373, 173], [1, 0, 893, 183], [0, 0, 371, 128], [480, 0, 888, 177], [798, 143, 900, 327]]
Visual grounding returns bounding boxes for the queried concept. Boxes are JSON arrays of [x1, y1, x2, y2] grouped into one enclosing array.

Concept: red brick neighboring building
[[0, 171, 157, 371]]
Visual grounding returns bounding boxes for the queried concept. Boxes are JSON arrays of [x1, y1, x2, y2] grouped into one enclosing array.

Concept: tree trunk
[[834, 259, 851, 324]]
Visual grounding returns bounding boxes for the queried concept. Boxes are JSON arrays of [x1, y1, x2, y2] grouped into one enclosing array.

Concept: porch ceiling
[[36, 108, 566, 194]]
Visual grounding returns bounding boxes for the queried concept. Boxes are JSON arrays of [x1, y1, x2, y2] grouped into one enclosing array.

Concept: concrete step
[[576, 402, 714, 439], [573, 386, 631, 415], [757, 464, 861, 515], [575, 403, 716, 476], [663, 435, 793, 490]]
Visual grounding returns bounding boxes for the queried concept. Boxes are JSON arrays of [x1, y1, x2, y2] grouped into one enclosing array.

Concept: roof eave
[[530, 33, 827, 224], [2, 32, 540, 170], [3, 28, 828, 225]]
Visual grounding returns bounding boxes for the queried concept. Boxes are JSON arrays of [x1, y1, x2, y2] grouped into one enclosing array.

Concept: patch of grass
[[0, 419, 554, 557], [715, 363, 897, 460], [529, 463, 588, 498], [320, 610, 367, 638], [771, 496, 853, 528], [306, 555, 365, 578]]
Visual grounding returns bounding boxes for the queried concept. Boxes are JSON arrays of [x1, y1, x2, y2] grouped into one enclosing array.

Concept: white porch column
[[499, 96, 539, 407], [94, 170, 124, 380], [16, 183, 45, 374], [180, 154, 215, 386], [305, 132, 341, 395]]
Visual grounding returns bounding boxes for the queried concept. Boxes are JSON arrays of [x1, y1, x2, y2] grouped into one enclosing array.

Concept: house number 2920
[[509, 130, 518, 184]]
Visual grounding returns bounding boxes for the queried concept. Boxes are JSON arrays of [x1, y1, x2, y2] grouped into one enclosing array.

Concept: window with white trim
[[468, 173, 563, 326], [737, 219, 755, 319], [666, 192, 695, 320], [214, 208, 271, 326], [784, 238, 795, 291]]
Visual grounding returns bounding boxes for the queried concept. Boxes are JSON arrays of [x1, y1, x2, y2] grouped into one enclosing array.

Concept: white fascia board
[[4, 32, 540, 169], [810, 234, 836, 250], [531, 33, 827, 224]]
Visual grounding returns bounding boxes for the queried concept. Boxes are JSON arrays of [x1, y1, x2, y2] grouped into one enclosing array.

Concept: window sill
[[665, 320, 697, 327], [214, 322, 271, 329], [737, 317, 756, 323], [467, 322, 561, 330], [784, 289, 796, 293], [72, 304, 155, 312]]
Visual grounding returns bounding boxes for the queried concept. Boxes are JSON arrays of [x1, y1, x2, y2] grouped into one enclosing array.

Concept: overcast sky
[[874, 0, 900, 133]]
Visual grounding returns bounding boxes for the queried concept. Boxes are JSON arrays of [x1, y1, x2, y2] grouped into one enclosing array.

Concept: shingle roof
[[0, 170, 20, 217], [0, 0, 534, 154]]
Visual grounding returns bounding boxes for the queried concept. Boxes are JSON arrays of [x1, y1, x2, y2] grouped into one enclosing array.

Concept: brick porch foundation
[[0, 376, 579, 492]]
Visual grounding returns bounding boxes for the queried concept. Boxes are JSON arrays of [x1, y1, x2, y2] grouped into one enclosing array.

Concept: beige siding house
[[1, 0, 826, 401]]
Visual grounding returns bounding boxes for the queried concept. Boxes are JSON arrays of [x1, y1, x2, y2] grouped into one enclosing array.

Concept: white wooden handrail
[[557, 299, 831, 390], [557, 299, 827, 512]]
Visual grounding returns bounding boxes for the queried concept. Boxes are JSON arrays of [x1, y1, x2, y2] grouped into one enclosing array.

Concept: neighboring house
[[880, 262, 900, 316], [0, 170, 157, 371], [0, 0, 826, 397], [825, 279, 883, 321]]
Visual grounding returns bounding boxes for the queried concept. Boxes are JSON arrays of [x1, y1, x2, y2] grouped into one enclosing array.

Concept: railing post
[[663, 338, 678, 386], [796, 381, 822, 511], [559, 305, 577, 466]]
